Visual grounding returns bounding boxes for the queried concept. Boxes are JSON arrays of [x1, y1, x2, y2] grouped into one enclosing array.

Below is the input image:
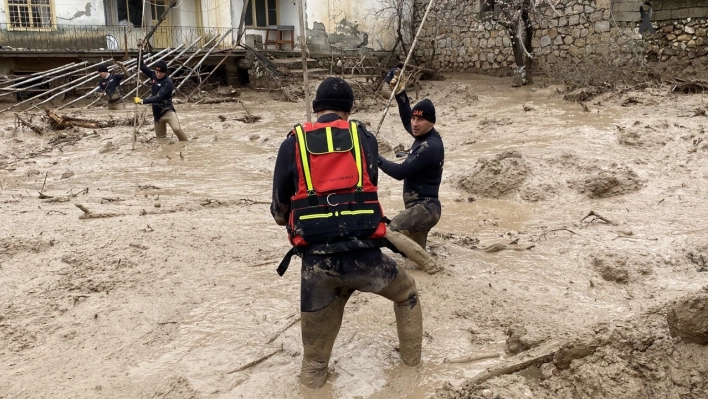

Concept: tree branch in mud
[[75, 204, 121, 219], [445, 351, 501, 364], [467, 340, 563, 386], [226, 347, 283, 374], [14, 113, 44, 135], [581, 211, 617, 225], [265, 316, 301, 344]]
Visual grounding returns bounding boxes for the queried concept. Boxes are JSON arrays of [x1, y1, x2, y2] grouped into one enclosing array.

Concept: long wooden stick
[[375, 0, 437, 136], [297, 0, 311, 122]]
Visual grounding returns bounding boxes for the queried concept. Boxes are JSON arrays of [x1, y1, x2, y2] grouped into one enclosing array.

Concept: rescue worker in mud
[[133, 59, 188, 141], [271, 77, 423, 389], [378, 90, 444, 249], [96, 62, 129, 111]]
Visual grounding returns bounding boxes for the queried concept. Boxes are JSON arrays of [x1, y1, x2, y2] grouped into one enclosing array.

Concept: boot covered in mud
[[299, 296, 348, 389], [394, 291, 423, 366]]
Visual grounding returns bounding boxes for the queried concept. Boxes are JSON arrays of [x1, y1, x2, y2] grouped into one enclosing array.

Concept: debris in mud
[[457, 150, 529, 199], [684, 243, 708, 272], [569, 164, 643, 198], [506, 324, 548, 355], [671, 79, 708, 94], [667, 293, 708, 344], [478, 117, 513, 127], [621, 97, 642, 107], [435, 307, 708, 399], [581, 210, 617, 225], [616, 123, 670, 147], [75, 204, 120, 219], [591, 254, 630, 284], [562, 86, 605, 102], [520, 183, 560, 202], [431, 232, 480, 249]]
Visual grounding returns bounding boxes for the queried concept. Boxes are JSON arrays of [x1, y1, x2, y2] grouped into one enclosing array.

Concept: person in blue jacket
[[133, 60, 187, 141]]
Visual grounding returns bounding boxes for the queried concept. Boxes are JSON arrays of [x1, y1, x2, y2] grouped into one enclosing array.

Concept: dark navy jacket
[[378, 92, 444, 207], [139, 62, 176, 121]]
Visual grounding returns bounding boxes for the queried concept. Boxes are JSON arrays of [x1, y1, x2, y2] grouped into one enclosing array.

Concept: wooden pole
[[297, 0, 310, 123], [375, 0, 436, 136]]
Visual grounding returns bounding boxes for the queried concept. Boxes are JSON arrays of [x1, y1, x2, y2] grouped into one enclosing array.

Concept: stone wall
[[412, 0, 708, 78]]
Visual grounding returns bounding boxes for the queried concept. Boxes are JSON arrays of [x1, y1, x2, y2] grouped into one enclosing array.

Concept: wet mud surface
[[1, 74, 708, 398]]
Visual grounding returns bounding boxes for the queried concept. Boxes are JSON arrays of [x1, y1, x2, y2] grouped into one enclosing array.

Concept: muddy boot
[[299, 295, 348, 389], [394, 293, 423, 366]]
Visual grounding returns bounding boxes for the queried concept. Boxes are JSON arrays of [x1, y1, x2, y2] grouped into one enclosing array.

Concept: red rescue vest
[[287, 119, 387, 247]]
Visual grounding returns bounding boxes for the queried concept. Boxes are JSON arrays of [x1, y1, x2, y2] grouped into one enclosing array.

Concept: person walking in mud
[[133, 59, 188, 141], [271, 77, 423, 389], [378, 88, 444, 249], [96, 62, 129, 111]]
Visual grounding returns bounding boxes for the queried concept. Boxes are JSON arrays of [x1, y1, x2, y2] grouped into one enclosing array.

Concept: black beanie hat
[[411, 99, 436, 124], [153, 60, 168, 74], [312, 77, 354, 113], [97, 64, 109, 73]]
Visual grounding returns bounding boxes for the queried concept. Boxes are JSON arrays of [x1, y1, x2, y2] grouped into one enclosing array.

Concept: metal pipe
[[0, 62, 93, 98], [168, 34, 219, 80], [176, 28, 233, 91], [1, 62, 84, 89], [0, 63, 77, 86]]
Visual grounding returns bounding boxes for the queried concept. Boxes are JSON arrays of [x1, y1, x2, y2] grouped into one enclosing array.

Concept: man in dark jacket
[[134, 60, 187, 141], [271, 77, 423, 389], [378, 91, 444, 249], [96, 62, 129, 110]]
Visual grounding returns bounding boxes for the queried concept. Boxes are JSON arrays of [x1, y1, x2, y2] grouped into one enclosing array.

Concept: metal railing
[[0, 24, 239, 51]]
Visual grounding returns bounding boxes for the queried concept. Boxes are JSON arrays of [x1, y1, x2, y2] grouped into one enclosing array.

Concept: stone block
[[595, 20, 611, 32]]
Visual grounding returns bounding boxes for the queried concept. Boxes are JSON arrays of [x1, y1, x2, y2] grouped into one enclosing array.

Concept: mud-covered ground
[[1, 74, 707, 399]]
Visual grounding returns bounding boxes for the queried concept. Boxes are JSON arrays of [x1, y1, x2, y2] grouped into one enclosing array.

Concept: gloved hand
[[389, 70, 407, 95], [133, 97, 143, 104]]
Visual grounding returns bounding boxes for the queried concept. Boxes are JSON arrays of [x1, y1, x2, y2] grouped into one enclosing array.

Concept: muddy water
[[3, 74, 707, 399]]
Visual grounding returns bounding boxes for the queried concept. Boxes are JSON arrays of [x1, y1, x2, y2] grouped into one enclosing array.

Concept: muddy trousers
[[107, 101, 125, 111], [299, 249, 422, 389], [155, 111, 188, 141], [389, 199, 441, 248]]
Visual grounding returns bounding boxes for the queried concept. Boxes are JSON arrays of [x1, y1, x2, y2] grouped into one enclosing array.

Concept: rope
[[374, 0, 436, 136]]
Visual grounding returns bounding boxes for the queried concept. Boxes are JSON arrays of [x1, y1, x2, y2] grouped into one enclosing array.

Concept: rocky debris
[[435, 308, 708, 399], [570, 164, 643, 198], [505, 324, 547, 355], [591, 253, 630, 284], [457, 150, 529, 199], [667, 293, 708, 344]]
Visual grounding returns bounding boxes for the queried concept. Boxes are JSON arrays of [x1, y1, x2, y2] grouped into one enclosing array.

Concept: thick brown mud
[[1, 74, 707, 398]]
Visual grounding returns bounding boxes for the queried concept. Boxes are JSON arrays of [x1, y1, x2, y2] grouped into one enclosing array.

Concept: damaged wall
[[305, 0, 402, 54], [0, 1, 105, 26]]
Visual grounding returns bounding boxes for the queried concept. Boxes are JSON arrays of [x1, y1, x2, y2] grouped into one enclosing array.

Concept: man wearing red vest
[[271, 77, 423, 389]]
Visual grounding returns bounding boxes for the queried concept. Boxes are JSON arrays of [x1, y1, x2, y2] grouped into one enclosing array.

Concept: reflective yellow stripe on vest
[[326, 127, 334, 153], [295, 125, 314, 192], [295, 122, 364, 193], [350, 122, 363, 188]]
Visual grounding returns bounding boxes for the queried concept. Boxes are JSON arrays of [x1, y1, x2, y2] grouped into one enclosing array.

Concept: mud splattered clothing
[[97, 73, 126, 104], [378, 92, 444, 246], [271, 112, 423, 388], [139, 62, 177, 122], [271, 113, 381, 255], [139, 62, 186, 141]]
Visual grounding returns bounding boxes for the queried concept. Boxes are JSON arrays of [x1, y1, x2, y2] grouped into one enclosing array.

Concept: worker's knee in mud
[[396, 290, 419, 310]]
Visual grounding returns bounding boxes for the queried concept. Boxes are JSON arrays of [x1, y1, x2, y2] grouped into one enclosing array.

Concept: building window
[[116, 0, 144, 27], [7, 0, 53, 29], [245, 0, 278, 28]]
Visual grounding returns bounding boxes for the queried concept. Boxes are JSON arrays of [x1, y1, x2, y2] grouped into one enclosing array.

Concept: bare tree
[[483, 0, 534, 86], [368, 0, 415, 60]]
